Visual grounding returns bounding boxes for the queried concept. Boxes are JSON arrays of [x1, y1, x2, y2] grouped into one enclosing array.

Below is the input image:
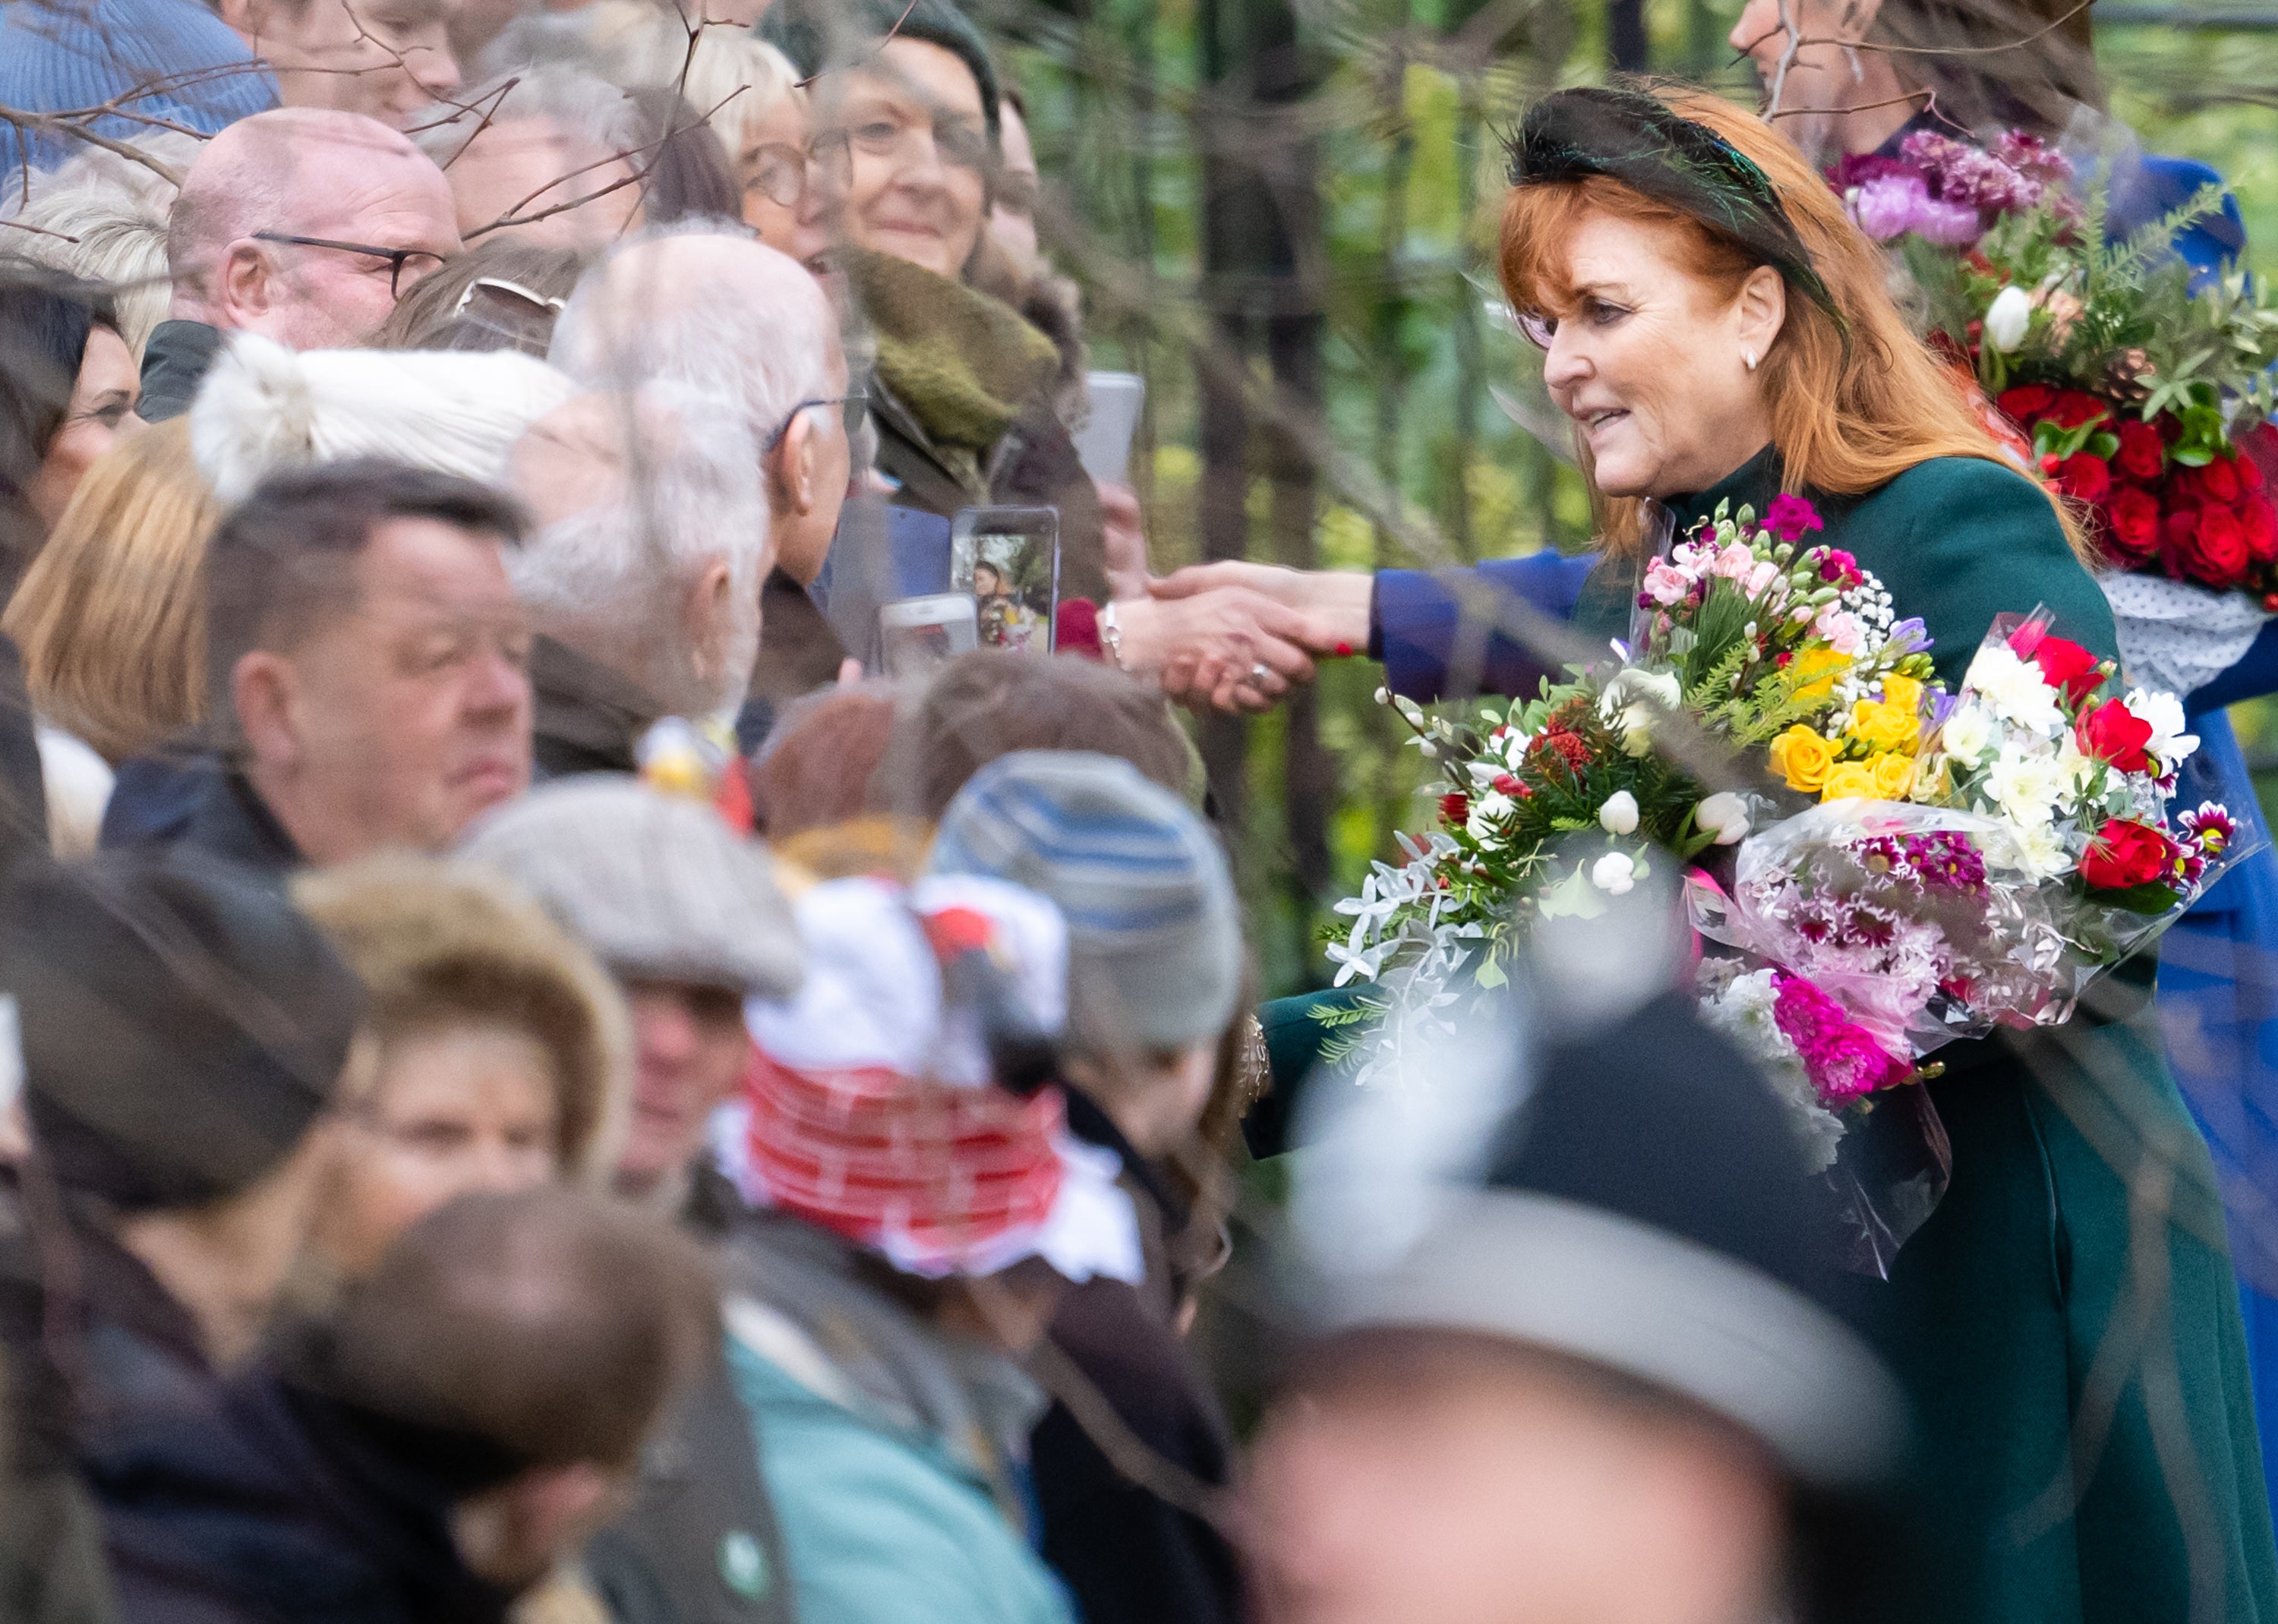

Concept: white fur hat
[[191, 332, 579, 504]]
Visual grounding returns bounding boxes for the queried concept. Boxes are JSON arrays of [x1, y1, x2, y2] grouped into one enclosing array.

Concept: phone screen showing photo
[[950, 509, 1059, 654]]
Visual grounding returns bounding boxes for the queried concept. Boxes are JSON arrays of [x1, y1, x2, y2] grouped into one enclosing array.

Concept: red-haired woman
[[1219, 84, 2278, 1624]]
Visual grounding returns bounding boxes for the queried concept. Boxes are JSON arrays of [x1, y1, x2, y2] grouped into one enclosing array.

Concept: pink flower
[[1642, 558, 1692, 605], [1765, 492, 1826, 543], [1814, 606, 1865, 654], [1850, 172, 1983, 244], [1712, 541, 1758, 580], [1772, 973, 1917, 1102]]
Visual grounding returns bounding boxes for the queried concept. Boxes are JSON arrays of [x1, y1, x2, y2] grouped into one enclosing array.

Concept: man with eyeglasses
[[140, 108, 462, 421], [548, 226, 860, 715]]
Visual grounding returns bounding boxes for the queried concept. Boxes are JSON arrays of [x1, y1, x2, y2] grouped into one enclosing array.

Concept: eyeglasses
[[764, 389, 869, 451], [253, 232, 448, 299], [743, 137, 853, 210], [834, 112, 989, 175]]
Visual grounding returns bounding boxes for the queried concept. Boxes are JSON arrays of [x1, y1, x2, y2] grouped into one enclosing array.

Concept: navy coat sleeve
[[1368, 551, 1598, 702]]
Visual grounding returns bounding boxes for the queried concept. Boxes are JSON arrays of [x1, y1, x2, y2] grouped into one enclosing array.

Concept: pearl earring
[[1743, 350, 1759, 372]]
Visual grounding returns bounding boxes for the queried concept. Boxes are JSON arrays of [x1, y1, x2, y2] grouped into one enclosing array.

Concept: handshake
[[1092, 483, 1371, 713], [1108, 561, 1375, 714]]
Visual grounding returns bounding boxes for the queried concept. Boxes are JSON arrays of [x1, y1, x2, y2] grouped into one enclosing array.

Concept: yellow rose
[[1821, 762, 1878, 802], [1870, 751, 1917, 798], [1789, 646, 1852, 703], [1769, 724, 1835, 792], [1848, 699, 1921, 755], [1880, 674, 1924, 714]]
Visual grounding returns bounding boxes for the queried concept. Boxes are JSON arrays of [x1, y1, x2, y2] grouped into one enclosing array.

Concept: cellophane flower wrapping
[[1690, 608, 2257, 1266]]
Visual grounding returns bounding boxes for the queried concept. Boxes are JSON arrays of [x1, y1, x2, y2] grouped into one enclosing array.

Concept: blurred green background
[[982, 0, 2278, 996]]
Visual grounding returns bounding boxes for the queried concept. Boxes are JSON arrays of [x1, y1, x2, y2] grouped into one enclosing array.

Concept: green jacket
[[1576, 447, 2115, 687], [1270, 449, 2278, 1624]]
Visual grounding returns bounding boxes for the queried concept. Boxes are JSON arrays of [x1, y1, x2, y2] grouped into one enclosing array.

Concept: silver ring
[[1251, 663, 1272, 685]]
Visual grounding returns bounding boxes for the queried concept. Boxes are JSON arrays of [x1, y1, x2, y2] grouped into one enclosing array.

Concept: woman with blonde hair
[[1219, 82, 2276, 1624], [4, 416, 216, 768], [291, 855, 631, 1281]]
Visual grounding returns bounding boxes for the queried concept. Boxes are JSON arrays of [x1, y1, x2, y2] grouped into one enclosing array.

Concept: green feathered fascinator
[[1507, 85, 1841, 327]]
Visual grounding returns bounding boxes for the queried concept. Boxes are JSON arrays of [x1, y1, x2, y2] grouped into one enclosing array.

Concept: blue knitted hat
[[927, 750, 1242, 1055]]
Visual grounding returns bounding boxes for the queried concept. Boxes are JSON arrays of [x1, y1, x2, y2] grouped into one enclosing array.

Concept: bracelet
[[1100, 601, 1126, 670]]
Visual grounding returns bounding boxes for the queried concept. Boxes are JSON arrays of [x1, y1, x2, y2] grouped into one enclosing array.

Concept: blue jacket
[[717, 1215, 1075, 1624], [0, 0, 275, 175]]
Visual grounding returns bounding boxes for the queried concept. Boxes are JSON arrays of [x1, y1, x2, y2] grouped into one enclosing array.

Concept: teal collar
[[1661, 443, 1783, 537]]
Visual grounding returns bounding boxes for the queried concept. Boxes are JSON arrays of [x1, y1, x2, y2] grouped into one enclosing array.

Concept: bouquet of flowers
[[1324, 501, 2249, 1209], [1831, 130, 2278, 602], [1322, 495, 1935, 1073], [1694, 614, 2235, 1163]]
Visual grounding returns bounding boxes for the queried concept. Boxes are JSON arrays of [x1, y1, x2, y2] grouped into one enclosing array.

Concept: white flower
[[1984, 284, 2033, 353], [1598, 667, 1683, 757], [1696, 791, 1751, 845], [2012, 821, 2076, 881], [1598, 790, 1640, 835], [1940, 703, 1995, 767], [1466, 792, 1514, 844], [1590, 851, 1636, 894], [2125, 686, 2201, 772], [1964, 644, 2065, 733], [1986, 751, 2068, 828]]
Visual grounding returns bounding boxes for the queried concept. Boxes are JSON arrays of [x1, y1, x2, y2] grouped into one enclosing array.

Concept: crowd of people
[[0, 0, 2273, 1620]]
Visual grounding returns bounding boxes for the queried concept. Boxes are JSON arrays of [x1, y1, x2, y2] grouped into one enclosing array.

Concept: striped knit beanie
[[927, 750, 1242, 1055]]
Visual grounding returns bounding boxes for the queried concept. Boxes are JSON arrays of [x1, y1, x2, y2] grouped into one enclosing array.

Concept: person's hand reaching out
[[1095, 485, 1368, 712], [1148, 562, 1374, 657], [1109, 588, 1325, 713]]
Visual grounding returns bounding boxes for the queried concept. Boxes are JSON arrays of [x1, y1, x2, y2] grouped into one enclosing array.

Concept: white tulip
[[1984, 285, 2033, 354], [1696, 791, 1750, 845], [1590, 851, 1636, 895], [1598, 790, 1641, 835]]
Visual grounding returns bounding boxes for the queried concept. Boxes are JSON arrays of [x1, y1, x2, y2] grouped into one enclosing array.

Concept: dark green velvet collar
[[1661, 443, 1783, 538]]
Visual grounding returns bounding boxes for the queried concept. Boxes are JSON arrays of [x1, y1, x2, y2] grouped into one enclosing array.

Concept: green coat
[[1266, 449, 2278, 1624]]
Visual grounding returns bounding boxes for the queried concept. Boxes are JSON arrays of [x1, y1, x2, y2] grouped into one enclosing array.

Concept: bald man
[[140, 108, 462, 420]]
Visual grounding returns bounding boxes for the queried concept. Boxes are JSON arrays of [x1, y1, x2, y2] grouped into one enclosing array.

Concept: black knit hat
[[759, 0, 1003, 142], [1320, 990, 1901, 1489], [2, 850, 366, 1212]]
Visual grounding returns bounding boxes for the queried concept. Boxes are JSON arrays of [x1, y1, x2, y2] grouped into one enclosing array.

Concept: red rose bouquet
[[1829, 131, 2278, 604], [1995, 383, 2278, 601]]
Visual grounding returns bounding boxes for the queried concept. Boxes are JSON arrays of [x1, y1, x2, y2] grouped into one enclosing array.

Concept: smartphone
[[951, 506, 1060, 655], [1073, 371, 1145, 485], [879, 593, 980, 679]]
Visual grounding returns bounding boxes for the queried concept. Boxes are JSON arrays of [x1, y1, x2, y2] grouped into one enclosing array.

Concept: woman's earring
[[1743, 350, 1759, 372]]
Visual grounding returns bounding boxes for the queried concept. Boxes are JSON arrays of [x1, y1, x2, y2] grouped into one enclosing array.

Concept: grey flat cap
[[458, 776, 802, 997]]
